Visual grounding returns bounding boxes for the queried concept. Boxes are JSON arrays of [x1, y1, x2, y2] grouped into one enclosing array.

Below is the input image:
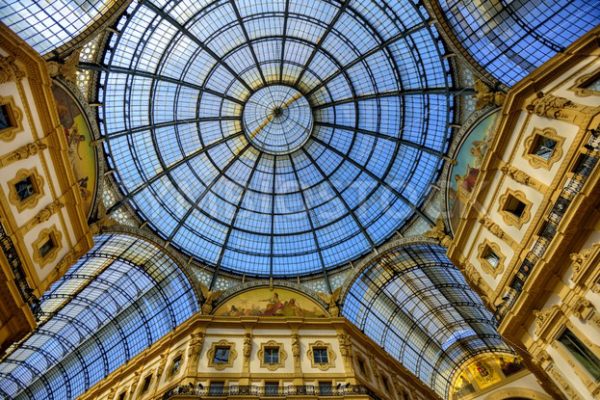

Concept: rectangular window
[[213, 347, 230, 364], [313, 348, 329, 364], [264, 347, 279, 364], [265, 381, 279, 396], [318, 381, 332, 395], [14, 176, 35, 201], [558, 329, 600, 380], [482, 246, 500, 268], [171, 355, 182, 376], [358, 358, 367, 375], [39, 236, 55, 258], [382, 376, 390, 392], [209, 381, 225, 396], [117, 393, 126, 400], [530, 134, 557, 160], [503, 194, 526, 218], [141, 374, 152, 393]]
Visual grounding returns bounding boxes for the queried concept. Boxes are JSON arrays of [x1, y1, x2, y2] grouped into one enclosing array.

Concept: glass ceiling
[[98, 0, 455, 277], [0, 233, 198, 400], [438, 0, 599, 87], [342, 242, 512, 398], [0, 0, 113, 55]]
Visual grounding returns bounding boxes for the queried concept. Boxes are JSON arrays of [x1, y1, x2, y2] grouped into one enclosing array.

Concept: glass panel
[[15, 177, 34, 201], [214, 347, 230, 364], [264, 348, 279, 364], [558, 329, 600, 380], [313, 348, 328, 364]]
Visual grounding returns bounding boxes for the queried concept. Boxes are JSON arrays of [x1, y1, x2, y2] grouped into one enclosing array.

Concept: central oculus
[[242, 85, 313, 155]]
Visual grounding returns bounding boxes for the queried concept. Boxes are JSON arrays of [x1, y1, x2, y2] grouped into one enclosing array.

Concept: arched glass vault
[[96, 0, 458, 278], [0, 233, 198, 400], [342, 241, 512, 398], [437, 0, 599, 86], [0, 0, 116, 55]]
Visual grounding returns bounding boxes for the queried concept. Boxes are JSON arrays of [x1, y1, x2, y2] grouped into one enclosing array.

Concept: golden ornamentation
[[572, 298, 596, 322], [199, 282, 223, 315], [0, 55, 25, 84], [569, 246, 595, 284], [32, 226, 62, 267], [243, 333, 252, 359], [291, 334, 300, 359], [46, 50, 81, 83], [8, 168, 45, 212], [473, 79, 506, 110], [316, 287, 342, 317], [207, 340, 237, 370], [0, 95, 24, 142], [498, 189, 532, 229], [187, 332, 205, 375], [337, 332, 352, 358], [424, 217, 453, 247], [478, 216, 518, 248], [522, 128, 564, 170], [258, 340, 287, 371], [3, 140, 47, 166], [307, 340, 336, 371], [570, 72, 600, 97], [546, 365, 582, 400], [476, 240, 505, 278], [533, 305, 560, 338], [526, 92, 598, 125]]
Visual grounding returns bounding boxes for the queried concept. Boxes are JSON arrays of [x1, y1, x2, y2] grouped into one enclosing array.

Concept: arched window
[[0, 233, 198, 399], [342, 241, 512, 398]]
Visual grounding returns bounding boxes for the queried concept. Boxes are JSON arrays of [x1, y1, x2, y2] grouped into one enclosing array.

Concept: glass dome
[[99, 0, 456, 277]]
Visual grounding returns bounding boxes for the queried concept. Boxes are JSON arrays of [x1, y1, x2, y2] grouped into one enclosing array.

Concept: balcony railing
[[163, 384, 378, 399], [494, 129, 599, 321]]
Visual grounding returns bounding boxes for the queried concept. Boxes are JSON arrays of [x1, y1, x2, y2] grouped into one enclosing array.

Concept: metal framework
[[0, 233, 198, 400], [437, 0, 599, 86], [341, 241, 512, 398], [0, 0, 115, 55], [98, 0, 459, 278]]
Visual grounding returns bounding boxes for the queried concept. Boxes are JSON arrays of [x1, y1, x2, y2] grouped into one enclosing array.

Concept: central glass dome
[[243, 85, 313, 155], [98, 0, 455, 277]]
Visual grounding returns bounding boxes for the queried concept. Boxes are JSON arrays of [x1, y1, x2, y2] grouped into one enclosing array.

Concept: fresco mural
[[447, 110, 500, 233], [453, 355, 525, 399], [51, 83, 98, 217], [214, 288, 327, 317]]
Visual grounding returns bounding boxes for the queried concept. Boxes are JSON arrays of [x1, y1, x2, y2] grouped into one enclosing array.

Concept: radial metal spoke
[[311, 136, 435, 226], [229, 0, 267, 86], [143, 1, 254, 93], [80, 63, 245, 106], [305, 21, 430, 97], [107, 132, 244, 214]]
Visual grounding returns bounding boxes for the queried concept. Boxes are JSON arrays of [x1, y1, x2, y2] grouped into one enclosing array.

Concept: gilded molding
[[476, 240, 505, 278], [32, 226, 62, 267], [533, 305, 562, 338], [22, 199, 64, 232], [478, 216, 518, 249], [207, 340, 237, 371], [316, 287, 342, 317], [522, 128, 564, 170], [258, 340, 287, 371], [424, 217, 453, 247], [0, 55, 25, 84], [526, 92, 599, 125], [498, 189, 532, 229], [1, 140, 48, 167], [546, 365, 582, 400], [570, 72, 600, 97], [8, 168, 45, 213], [307, 340, 336, 371], [0, 95, 24, 142]]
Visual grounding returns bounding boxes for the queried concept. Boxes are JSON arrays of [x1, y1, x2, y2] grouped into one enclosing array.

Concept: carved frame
[[258, 340, 287, 371], [307, 340, 336, 371], [523, 127, 564, 169], [498, 189, 532, 229], [0, 96, 23, 142], [570, 71, 600, 97], [32, 226, 62, 267], [477, 240, 505, 278], [8, 168, 45, 212], [207, 340, 237, 371]]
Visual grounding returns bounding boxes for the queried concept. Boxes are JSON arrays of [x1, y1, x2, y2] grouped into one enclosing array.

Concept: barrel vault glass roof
[[438, 0, 600, 87], [342, 242, 512, 398], [0, 0, 113, 55], [0, 234, 198, 400], [98, 0, 456, 277]]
